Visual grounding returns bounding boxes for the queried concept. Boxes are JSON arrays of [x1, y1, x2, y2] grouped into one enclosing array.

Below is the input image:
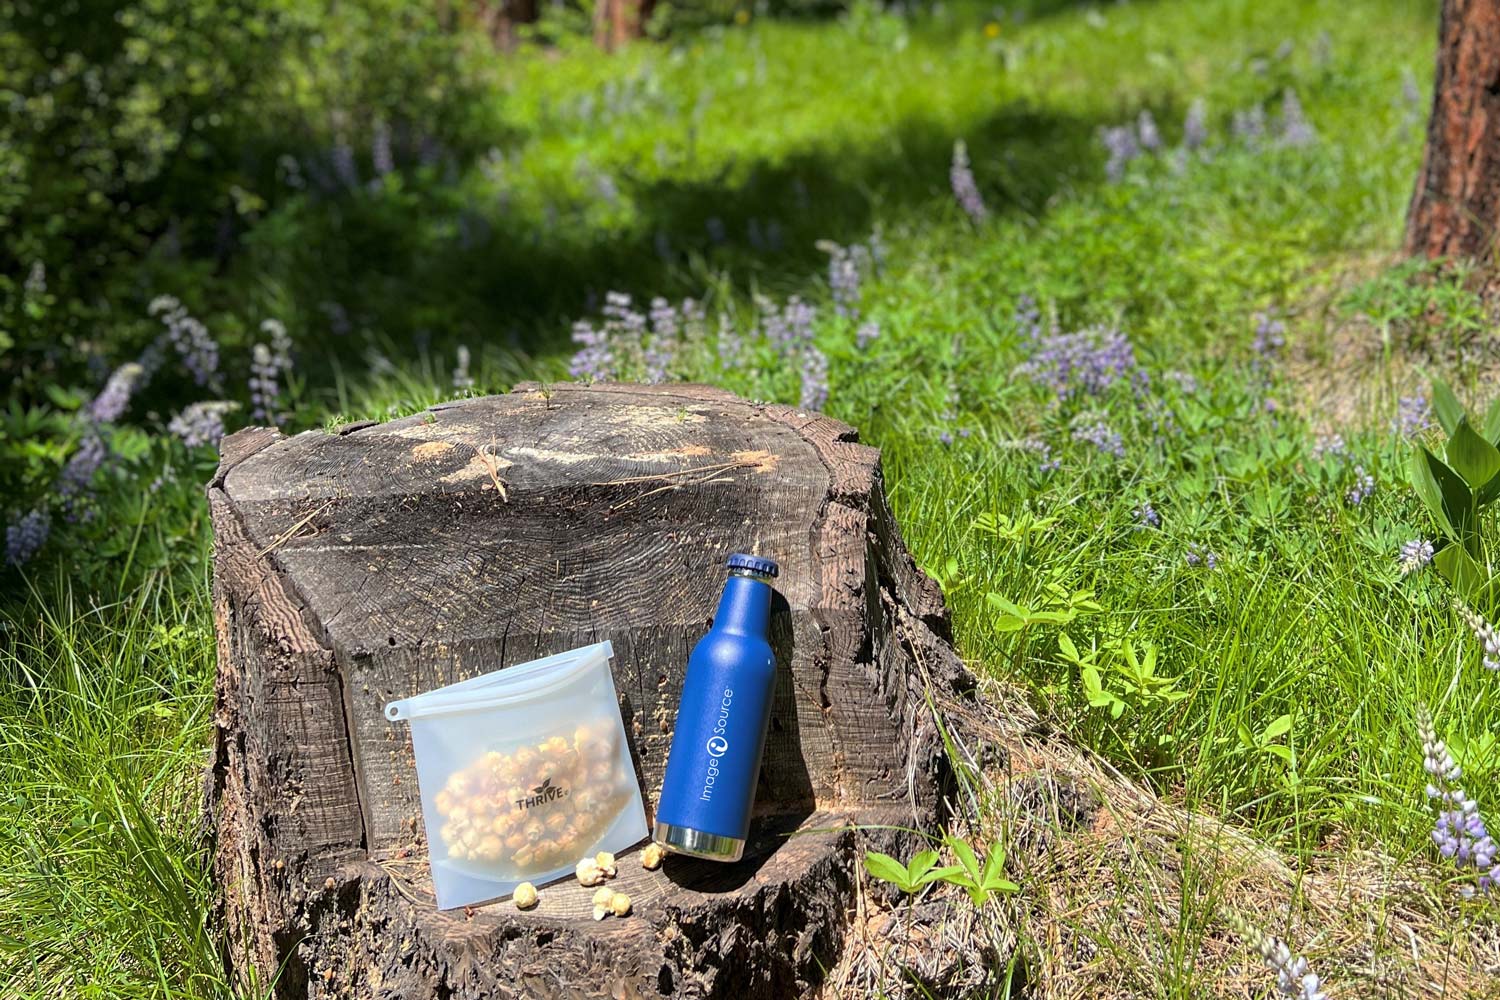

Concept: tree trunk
[[1405, 0, 1500, 262], [593, 0, 655, 51], [204, 383, 973, 998]]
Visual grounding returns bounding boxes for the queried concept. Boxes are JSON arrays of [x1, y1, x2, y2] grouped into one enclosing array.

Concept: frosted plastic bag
[[385, 641, 647, 910]]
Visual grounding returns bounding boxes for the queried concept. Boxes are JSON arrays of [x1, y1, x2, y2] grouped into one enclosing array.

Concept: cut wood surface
[[205, 382, 972, 998]]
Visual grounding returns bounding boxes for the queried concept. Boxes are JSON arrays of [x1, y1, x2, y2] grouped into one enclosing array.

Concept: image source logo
[[515, 776, 569, 811], [700, 688, 734, 801]]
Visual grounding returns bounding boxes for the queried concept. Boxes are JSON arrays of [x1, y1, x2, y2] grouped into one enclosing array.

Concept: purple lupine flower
[[1022, 437, 1060, 473], [1232, 104, 1267, 147], [24, 260, 46, 296], [654, 230, 673, 262], [1310, 433, 1347, 461], [89, 362, 144, 424], [716, 313, 743, 367], [5, 509, 50, 566], [1252, 311, 1286, 359], [1224, 911, 1330, 1000], [1100, 124, 1140, 182], [1398, 539, 1434, 576], [452, 345, 475, 391], [371, 120, 395, 177], [332, 138, 360, 189], [1137, 110, 1162, 151], [1182, 99, 1209, 152], [1134, 502, 1161, 528], [856, 321, 880, 349], [1395, 394, 1433, 437], [570, 319, 614, 380], [950, 140, 988, 224], [249, 319, 293, 423], [819, 238, 879, 321], [150, 295, 219, 388], [1418, 703, 1499, 896], [1017, 325, 1144, 402], [169, 401, 234, 449], [1401, 68, 1422, 110], [1185, 543, 1219, 569], [1277, 89, 1316, 148], [1456, 602, 1500, 672], [798, 347, 829, 411], [939, 430, 954, 446], [1071, 419, 1125, 458], [1164, 370, 1200, 394], [1345, 466, 1375, 506], [705, 216, 727, 245], [59, 433, 107, 500], [1013, 294, 1044, 344]]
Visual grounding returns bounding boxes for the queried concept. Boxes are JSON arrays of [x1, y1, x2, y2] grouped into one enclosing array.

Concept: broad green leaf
[[906, 850, 939, 883], [1110, 699, 1125, 719], [1479, 470, 1500, 507], [1447, 418, 1500, 487], [1057, 632, 1079, 661], [985, 593, 1025, 616], [1435, 543, 1486, 598], [980, 845, 1004, 884], [1264, 745, 1295, 764], [915, 865, 966, 886], [1423, 446, 1477, 539], [1430, 375, 1466, 435], [1237, 721, 1256, 749], [863, 852, 912, 889], [1484, 396, 1500, 445], [1262, 714, 1293, 740], [1408, 447, 1455, 537], [945, 836, 982, 880], [994, 616, 1027, 632]]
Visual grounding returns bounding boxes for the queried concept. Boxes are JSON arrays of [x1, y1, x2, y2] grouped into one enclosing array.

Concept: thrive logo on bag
[[517, 777, 569, 811]]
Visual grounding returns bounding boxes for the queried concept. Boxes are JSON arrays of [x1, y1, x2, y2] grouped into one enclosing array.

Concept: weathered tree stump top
[[207, 382, 968, 998]]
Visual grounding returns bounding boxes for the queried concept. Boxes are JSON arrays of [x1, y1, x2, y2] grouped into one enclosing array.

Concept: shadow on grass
[[250, 100, 1117, 375]]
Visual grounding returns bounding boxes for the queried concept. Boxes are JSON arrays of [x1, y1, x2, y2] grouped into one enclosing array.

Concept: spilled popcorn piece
[[576, 857, 607, 887], [594, 851, 617, 877], [512, 882, 538, 910], [640, 843, 666, 870], [592, 887, 632, 920]]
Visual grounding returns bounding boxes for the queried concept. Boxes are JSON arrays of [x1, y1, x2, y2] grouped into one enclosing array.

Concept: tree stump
[[205, 382, 975, 999]]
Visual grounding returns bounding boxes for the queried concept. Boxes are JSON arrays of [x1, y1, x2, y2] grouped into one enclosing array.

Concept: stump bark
[[205, 382, 974, 999]]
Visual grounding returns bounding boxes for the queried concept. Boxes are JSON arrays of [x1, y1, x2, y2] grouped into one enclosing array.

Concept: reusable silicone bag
[[385, 641, 648, 910]]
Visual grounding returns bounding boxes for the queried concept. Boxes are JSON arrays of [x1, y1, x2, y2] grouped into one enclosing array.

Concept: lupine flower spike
[[1223, 910, 1329, 1000], [1397, 539, 1433, 576], [950, 140, 987, 224], [1417, 703, 1498, 895], [1455, 602, 1500, 671]]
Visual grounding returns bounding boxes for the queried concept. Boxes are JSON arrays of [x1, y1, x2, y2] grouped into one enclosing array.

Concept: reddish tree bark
[[1405, 0, 1500, 263]]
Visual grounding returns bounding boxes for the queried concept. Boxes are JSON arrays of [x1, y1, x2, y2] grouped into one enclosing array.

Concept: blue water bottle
[[653, 553, 779, 862]]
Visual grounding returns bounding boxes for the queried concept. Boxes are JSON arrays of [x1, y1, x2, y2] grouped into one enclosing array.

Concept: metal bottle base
[[653, 821, 745, 863]]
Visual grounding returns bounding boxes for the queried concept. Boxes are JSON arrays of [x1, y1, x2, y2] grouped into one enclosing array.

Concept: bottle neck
[[713, 572, 772, 636]]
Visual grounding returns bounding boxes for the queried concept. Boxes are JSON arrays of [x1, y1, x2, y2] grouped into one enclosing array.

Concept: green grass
[[10, 0, 1500, 996]]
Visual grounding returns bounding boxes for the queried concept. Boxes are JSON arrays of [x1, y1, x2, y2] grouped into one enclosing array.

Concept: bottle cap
[[726, 553, 779, 578]]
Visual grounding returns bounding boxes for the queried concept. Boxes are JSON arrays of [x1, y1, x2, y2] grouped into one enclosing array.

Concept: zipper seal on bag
[[385, 640, 614, 721]]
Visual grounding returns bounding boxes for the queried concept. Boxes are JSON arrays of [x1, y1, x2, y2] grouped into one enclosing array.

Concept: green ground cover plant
[[4, 0, 1497, 995]]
